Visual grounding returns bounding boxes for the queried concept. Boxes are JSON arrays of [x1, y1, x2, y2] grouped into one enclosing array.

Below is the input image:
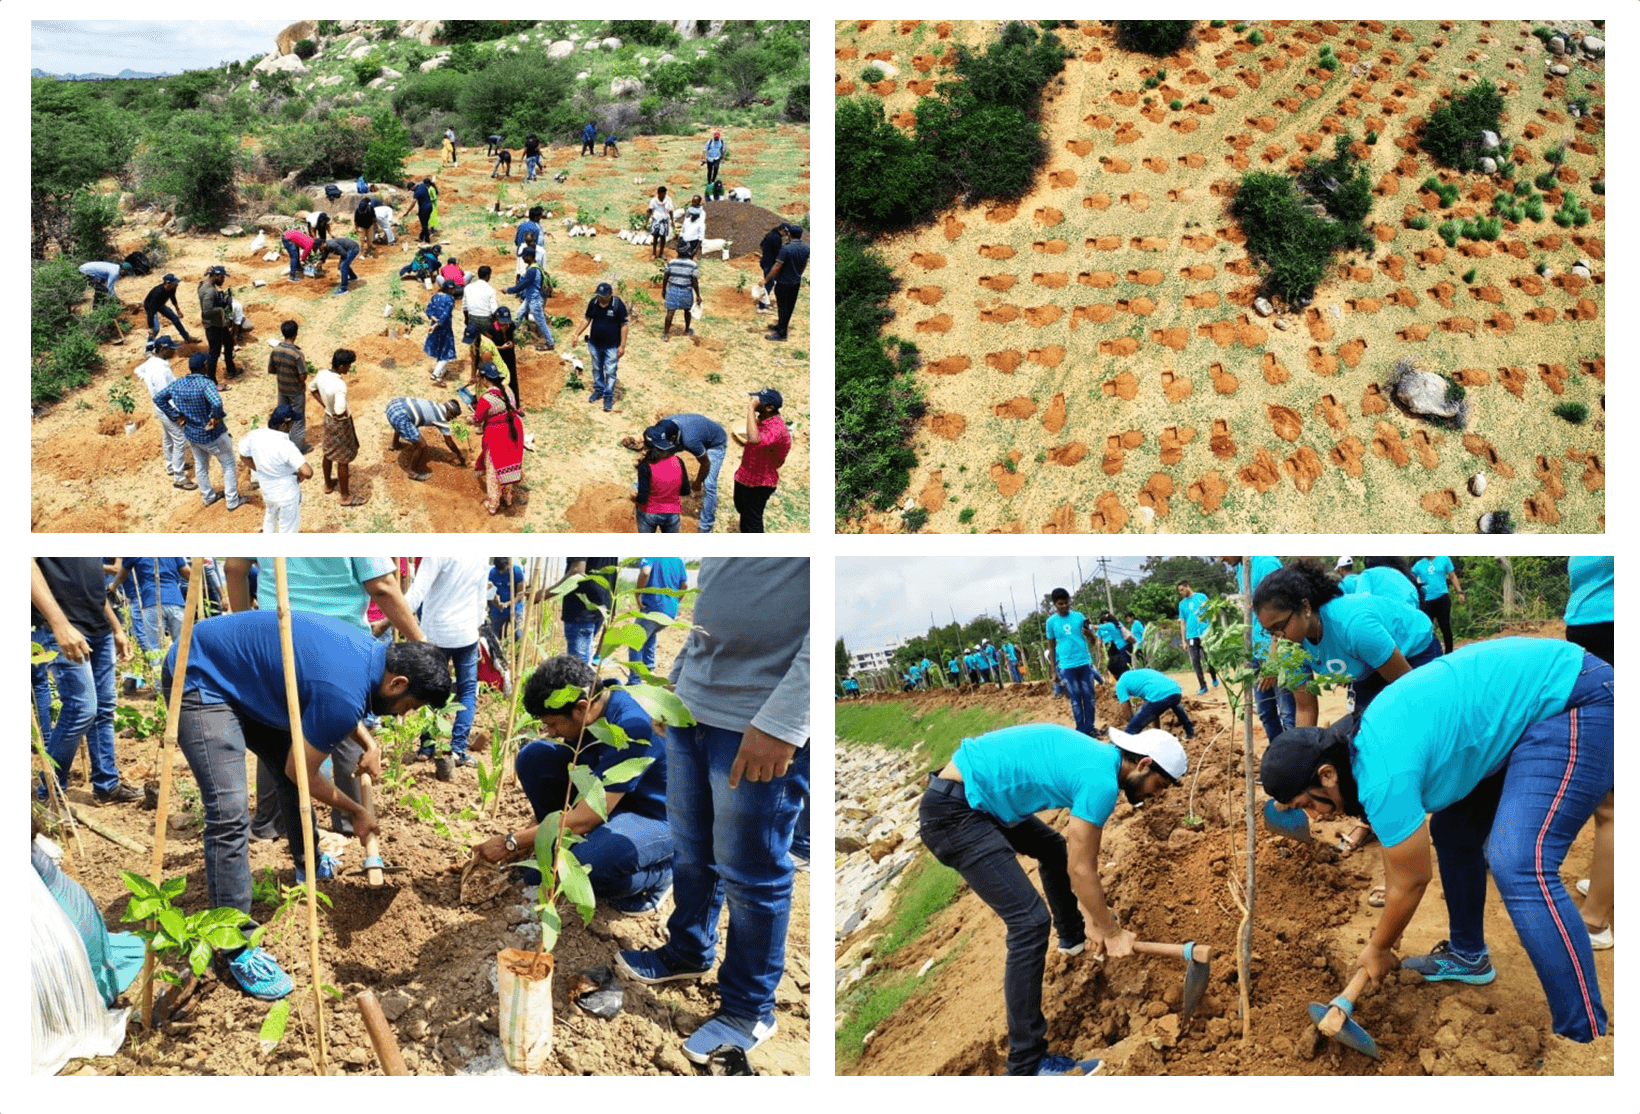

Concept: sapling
[[119, 871, 256, 988]]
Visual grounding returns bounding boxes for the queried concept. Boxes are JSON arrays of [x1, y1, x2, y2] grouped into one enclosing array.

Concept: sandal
[[1368, 886, 1386, 908], [1337, 822, 1378, 854], [341, 494, 369, 507]]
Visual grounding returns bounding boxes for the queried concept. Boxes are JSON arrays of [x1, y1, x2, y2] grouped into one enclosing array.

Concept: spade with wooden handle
[[1132, 940, 1212, 1025], [1309, 967, 1381, 1059], [346, 774, 406, 886]]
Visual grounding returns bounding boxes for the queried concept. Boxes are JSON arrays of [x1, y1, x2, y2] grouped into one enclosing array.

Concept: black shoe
[[764, 332, 787, 342], [95, 781, 143, 804]]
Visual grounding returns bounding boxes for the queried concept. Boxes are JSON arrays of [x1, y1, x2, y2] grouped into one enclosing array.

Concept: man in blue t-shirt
[[1045, 588, 1102, 737], [658, 412, 729, 532], [920, 722, 1187, 1075], [919, 656, 934, 690], [629, 556, 688, 680], [983, 640, 1003, 688], [1261, 638, 1611, 1044], [488, 557, 525, 639], [1124, 613, 1146, 667], [109, 556, 188, 656], [162, 611, 452, 1000], [474, 655, 672, 912], [762, 225, 809, 342], [1003, 641, 1022, 684], [948, 655, 961, 686], [571, 283, 629, 412], [1175, 580, 1220, 694], [1412, 555, 1465, 654], [1114, 668, 1195, 738]]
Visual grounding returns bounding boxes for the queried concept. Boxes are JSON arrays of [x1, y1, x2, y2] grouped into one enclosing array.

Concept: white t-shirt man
[[402, 556, 489, 649], [312, 367, 349, 417], [237, 427, 307, 532], [463, 277, 498, 320], [647, 195, 674, 232], [133, 354, 176, 402]]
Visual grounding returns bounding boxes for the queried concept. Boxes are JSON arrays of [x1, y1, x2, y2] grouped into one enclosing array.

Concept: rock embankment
[[834, 743, 927, 989]]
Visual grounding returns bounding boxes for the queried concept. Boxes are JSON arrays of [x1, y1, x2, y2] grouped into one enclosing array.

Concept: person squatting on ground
[[235, 406, 311, 534], [1096, 611, 1132, 681], [142, 273, 194, 343], [632, 421, 690, 533], [730, 389, 791, 533], [1412, 556, 1465, 655], [313, 235, 361, 296], [919, 723, 1187, 1075], [154, 353, 242, 510], [1113, 668, 1195, 738], [1175, 580, 1219, 695], [472, 655, 674, 911], [386, 396, 465, 481], [312, 348, 366, 507], [1262, 637, 1613, 1042], [615, 557, 810, 1063], [132, 336, 192, 489], [1045, 587, 1103, 738], [32, 558, 140, 804], [162, 610, 451, 999]]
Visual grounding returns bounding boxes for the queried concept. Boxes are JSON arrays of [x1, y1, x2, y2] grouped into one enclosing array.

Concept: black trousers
[[580, 140, 594, 156], [205, 325, 238, 380], [1565, 621, 1613, 666], [772, 282, 800, 337], [733, 481, 774, 533], [1421, 594, 1455, 654], [705, 158, 722, 183], [417, 209, 431, 242]]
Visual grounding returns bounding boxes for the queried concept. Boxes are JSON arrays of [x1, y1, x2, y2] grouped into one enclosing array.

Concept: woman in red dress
[[471, 362, 524, 515]]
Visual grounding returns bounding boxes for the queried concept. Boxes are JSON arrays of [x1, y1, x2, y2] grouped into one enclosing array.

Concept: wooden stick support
[[356, 990, 410, 1075], [142, 555, 206, 1031], [275, 557, 329, 1075]]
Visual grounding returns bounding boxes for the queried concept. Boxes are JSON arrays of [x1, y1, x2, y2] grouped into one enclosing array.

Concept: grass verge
[[836, 701, 1023, 770]]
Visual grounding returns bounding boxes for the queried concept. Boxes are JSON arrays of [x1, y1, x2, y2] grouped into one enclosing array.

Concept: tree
[[1421, 79, 1502, 172], [457, 55, 576, 143], [134, 111, 241, 224], [1115, 21, 1194, 56], [362, 111, 411, 183], [835, 638, 851, 685]]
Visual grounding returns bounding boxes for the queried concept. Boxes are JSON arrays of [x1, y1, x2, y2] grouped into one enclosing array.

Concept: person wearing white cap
[[917, 722, 1185, 1076], [1335, 555, 1361, 595]]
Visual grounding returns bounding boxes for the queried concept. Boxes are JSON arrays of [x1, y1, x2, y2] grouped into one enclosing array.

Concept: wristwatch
[[503, 832, 518, 855]]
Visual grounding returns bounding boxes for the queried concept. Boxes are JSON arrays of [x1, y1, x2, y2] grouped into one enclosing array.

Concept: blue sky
[[835, 556, 1153, 651], [32, 20, 291, 75]]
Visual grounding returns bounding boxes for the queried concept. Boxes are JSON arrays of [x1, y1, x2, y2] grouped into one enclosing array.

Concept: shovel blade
[[1180, 958, 1210, 1024], [1264, 798, 1313, 842], [1307, 1002, 1381, 1060]]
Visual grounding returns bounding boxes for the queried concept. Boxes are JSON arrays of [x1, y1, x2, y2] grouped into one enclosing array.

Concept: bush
[[69, 191, 120, 260], [292, 39, 317, 61], [951, 23, 1068, 113], [926, 98, 1046, 204], [31, 258, 114, 403], [442, 20, 524, 45], [1115, 21, 1193, 56], [721, 46, 776, 103], [1210, 19, 1227, 28], [1319, 53, 1339, 71], [393, 69, 466, 117], [457, 55, 577, 144], [1232, 170, 1360, 304], [1462, 267, 1477, 284], [1408, 215, 1429, 230], [784, 83, 810, 123], [353, 58, 383, 86], [133, 111, 241, 223], [1366, 129, 1377, 144], [836, 98, 941, 228], [1543, 144, 1566, 166], [1170, 99, 1184, 110], [1534, 169, 1558, 191], [362, 111, 412, 184], [958, 507, 976, 524], [649, 62, 691, 101], [607, 20, 681, 48], [903, 507, 929, 533], [264, 112, 373, 183], [1248, 30, 1265, 46], [861, 66, 885, 84], [1420, 78, 1502, 171], [1553, 402, 1588, 424], [1590, 178, 1604, 195], [1438, 220, 1459, 247]]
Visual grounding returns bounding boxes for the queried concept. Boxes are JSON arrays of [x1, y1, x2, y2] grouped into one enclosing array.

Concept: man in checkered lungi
[[312, 348, 367, 507]]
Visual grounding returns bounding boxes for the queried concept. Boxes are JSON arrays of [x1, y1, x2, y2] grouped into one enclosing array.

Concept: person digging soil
[[386, 396, 465, 481]]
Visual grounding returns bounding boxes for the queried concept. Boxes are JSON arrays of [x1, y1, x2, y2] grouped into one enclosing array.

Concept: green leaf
[[598, 623, 649, 653], [620, 683, 697, 727], [121, 870, 162, 900], [197, 906, 247, 929], [543, 683, 585, 710], [600, 756, 653, 786], [123, 896, 163, 923], [569, 765, 608, 820], [537, 903, 561, 954], [202, 924, 249, 951], [260, 998, 291, 1048], [585, 719, 630, 749], [188, 938, 213, 977], [30, 641, 58, 666], [322, 983, 343, 1001], [157, 908, 187, 944], [533, 812, 563, 875], [556, 849, 596, 924]]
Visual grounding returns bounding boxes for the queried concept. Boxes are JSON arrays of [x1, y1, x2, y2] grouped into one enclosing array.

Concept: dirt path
[[34, 130, 811, 533], [837, 20, 1603, 533], [838, 623, 1612, 1075], [46, 617, 810, 1076]]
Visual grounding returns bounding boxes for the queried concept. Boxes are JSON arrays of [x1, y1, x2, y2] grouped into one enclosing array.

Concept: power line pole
[[1098, 557, 1115, 614]]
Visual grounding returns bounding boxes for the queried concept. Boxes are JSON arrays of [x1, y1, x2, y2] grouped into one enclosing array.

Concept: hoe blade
[[1307, 1002, 1381, 1060], [1263, 798, 1313, 842]]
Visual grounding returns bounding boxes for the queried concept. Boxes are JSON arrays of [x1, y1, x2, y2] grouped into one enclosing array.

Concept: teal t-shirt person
[[1353, 638, 1586, 846], [1114, 668, 1181, 705], [1301, 593, 1436, 680], [1356, 565, 1420, 611], [1412, 556, 1456, 600], [1045, 610, 1093, 668], [1564, 557, 1613, 625], [1177, 592, 1210, 640], [952, 724, 1123, 827]]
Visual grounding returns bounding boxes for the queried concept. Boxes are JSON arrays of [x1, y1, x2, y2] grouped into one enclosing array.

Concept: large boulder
[[1581, 35, 1604, 58], [601, 37, 623, 50], [547, 40, 576, 59], [611, 77, 645, 98], [343, 35, 368, 53], [1478, 156, 1497, 174], [670, 19, 726, 40], [419, 55, 447, 72], [1480, 129, 1499, 150], [1548, 35, 1566, 56], [253, 53, 309, 76], [400, 20, 442, 46], [275, 20, 316, 56], [316, 74, 345, 87], [1389, 360, 1469, 428]]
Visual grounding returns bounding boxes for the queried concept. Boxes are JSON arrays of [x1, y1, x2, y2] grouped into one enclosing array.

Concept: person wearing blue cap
[[573, 282, 629, 412], [632, 421, 691, 533], [132, 336, 193, 489], [762, 224, 808, 342], [425, 280, 459, 383], [142, 274, 195, 343], [656, 413, 729, 533], [154, 352, 242, 510], [731, 389, 790, 532], [236, 407, 313, 533]]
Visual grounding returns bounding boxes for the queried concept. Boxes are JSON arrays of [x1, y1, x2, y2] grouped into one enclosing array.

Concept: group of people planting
[[909, 556, 1613, 1074], [33, 556, 811, 1067]]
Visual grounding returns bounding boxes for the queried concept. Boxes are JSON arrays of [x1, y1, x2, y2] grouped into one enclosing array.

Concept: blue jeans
[[791, 790, 811, 860], [520, 294, 552, 345], [589, 344, 619, 409], [335, 247, 359, 291], [146, 305, 187, 337], [515, 740, 673, 910], [1060, 663, 1098, 736], [34, 628, 121, 794], [564, 620, 601, 663], [525, 154, 541, 180], [627, 617, 664, 682], [32, 661, 55, 734], [636, 509, 680, 533], [659, 723, 809, 1023], [134, 602, 184, 655], [1429, 654, 1612, 1041], [1255, 682, 1297, 742], [445, 641, 479, 755], [696, 443, 726, 533], [920, 779, 1084, 1074], [284, 239, 302, 280], [1008, 659, 1023, 683], [1125, 693, 1195, 737]]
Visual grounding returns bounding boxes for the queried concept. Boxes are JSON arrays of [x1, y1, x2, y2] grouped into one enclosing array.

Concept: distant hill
[[31, 67, 173, 81]]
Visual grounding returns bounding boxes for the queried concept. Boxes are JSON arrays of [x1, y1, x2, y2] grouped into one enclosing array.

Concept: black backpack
[[124, 251, 153, 276], [323, 184, 342, 201]]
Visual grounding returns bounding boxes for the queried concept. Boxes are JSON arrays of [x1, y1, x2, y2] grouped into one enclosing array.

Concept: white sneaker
[[1576, 878, 1591, 897], [1057, 940, 1086, 956], [1587, 922, 1612, 951]]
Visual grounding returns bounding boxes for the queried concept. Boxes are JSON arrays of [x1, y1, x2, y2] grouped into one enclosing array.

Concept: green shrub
[[1532, 26, 1556, 45], [1365, 129, 1377, 144], [1553, 402, 1588, 424], [1420, 78, 1502, 171], [1497, 162, 1515, 179], [649, 62, 691, 101], [721, 46, 777, 102], [1590, 178, 1604, 195], [392, 69, 465, 116], [362, 111, 412, 184], [1462, 267, 1477, 283], [919, 94, 1046, 205], [952, 22, 1068, 112], [1233, 23, 1247, 33], [1523, 196, 1545, 221], [958, 507, 976, 524], [1319, 54, 1339, 71], [784, 83, 810, 122], [1439, 183, 1460, 207], [1408, 215, 1429, 230], [353, 58, 383, 86], [607, 20, 682, 48], [1536, 258, 1549, 276], [315, 19, 340, 37], [1170, 99, 1184, 110], [1534, 169, 1557, 190], [69, 191, 120, 260], [264, 113, 372, 183], [837, 98, 941, 228], [903, 507, 929, 533], [31, 259, 114, 403], [1248, 30, 1265, 46], [133, 111, 241, 223], [1232, 169, 1359, 303], [1210, 19, 1227, 28], [1116, 21, 1194, 56], [1437, 220, 1459, 247], [293, 39, 317, 61], [457, 55, 577, 143], [1544, 144, 1566, 166], [1514, 179, 1533, 197], [1143, 75, 1160, 89], [442, 20, 523, 45], [861, 66, 885, 84]]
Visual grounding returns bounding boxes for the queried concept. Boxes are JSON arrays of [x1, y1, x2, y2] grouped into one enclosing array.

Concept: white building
[[850, 635, 915, 675]]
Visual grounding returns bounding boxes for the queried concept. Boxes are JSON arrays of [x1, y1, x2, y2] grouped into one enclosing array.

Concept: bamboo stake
[[153, 557, 167, 658], [141, 555, 206, 1031], [1238, 557, 1256, 1042], [274, 557, 329, 1075], [31, 705, 84, 871], [67, 805, 147, 853]]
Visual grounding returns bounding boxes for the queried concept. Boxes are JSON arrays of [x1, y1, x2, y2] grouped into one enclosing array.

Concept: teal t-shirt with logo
[[1046, 610, 1092, 669], [1412, 556, 1455, 600], [1301, 593, 1435, 680], [1178, 592, 1210, 640], [954, 723, 1123, 826], [1114, 668, 1181, 704], [1357, 565, 1420, 611]]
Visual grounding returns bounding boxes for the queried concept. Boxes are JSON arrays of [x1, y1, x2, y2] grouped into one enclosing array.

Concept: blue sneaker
[[1036, 1053, 1103, 1076], [1196, 686, 1209, 696], [220, 946, 294, 1000], [1212, 678, 1220, 688], [615, 947, 710, 985], [1401, 939, 1496, 984], [681, 1012, 776, 1064], [294, 852, 339, 884]]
